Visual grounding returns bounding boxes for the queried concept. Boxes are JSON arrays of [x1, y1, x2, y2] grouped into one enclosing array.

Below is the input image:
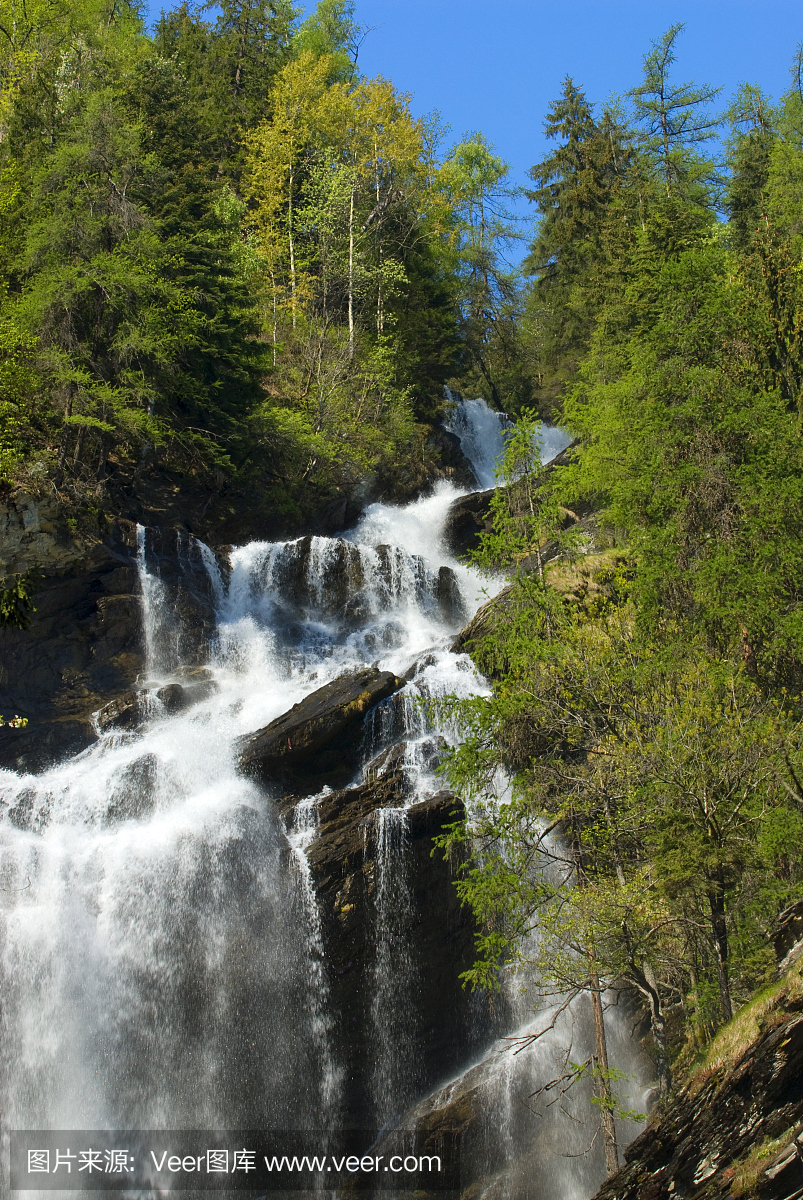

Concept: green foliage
[[630, 23, 722, 200], [523, 80, 632, 409], [0, 572, 36, 628], [438, 132, 528, 409]]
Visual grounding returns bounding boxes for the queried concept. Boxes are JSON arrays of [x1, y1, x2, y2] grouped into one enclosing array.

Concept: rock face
[[590, 961, 803, 1200], [299, 761, 480, 1127], [0, 511, 145, 771], [0, 494, 224, 772], [238, 667, 404, 790]]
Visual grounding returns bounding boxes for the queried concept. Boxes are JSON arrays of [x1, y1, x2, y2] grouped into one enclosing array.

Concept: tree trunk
[[348, 181, 355, 359], [707, 874, 733, 1023], [288, 167, 297, 330], [588, 961, 619, 1176], [72, 422, 86, 470], [643, 959, 672, 1098]]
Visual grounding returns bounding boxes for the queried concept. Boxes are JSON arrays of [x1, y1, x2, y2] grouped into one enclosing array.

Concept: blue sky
[[144, 1, 803, 259]]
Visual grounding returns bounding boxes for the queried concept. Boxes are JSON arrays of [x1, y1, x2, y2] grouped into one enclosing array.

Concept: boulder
[[105, 753, 159, 823], [93, 669, 219, 733], [94, 690, 142, 733], [238, 667, 403, 790], [451, 586, 515, 675], [442, 488, 497, 559], [310, 495, 365, 536], [442, 442, 594, 563], [6, 786, 52, 833], [437, 565, 467, 625]]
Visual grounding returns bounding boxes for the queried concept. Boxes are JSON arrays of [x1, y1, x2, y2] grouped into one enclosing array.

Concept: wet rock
[[94, 669, 218, 731], [94, 690, 142, 732], [590, 990, 803, 1200], [310, 495, 365, 536], [450, 586, 515, 673], [442, 442, 588, 562], [428, 423, 478, 490], [299, 778, 477, 1127], [136, 526, 221, 671], [105, 753, 159, 823], [0, 501, 225, 772], [239, 667, 403, 790], [437, 565, 467, 625], [442, 487, 497, 559], [7, 787, 52, 833], [155, 683, 188, 713], [0, 513, 146, 771]]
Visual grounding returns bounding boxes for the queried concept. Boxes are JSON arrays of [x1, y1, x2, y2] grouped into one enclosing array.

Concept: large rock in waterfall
[[294, 752, 483, 1127], [238, 666, 404, 789]]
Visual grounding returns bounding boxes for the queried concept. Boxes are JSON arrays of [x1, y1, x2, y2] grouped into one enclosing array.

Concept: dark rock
[[94, 690, 143, 732], [310, 495, 365, 536], [774, 899, 803, 963], [451, 586, 515, 670], [442, 487, 496, 559], [7, 786, 52, 833], [265, 535, 367, 620], [94, 669, 218, 731], [437, 565, 467, 625], [239, 667, 403, 790], [442, 442, 590, 562], [590, 998, 803, 1200], [135, 525, 220, 671], [427, 424, 478, 490], [300, 777, 477, 1127], [0, 514, 146, 770], [155, 683, 188, 713], [0, 498, 227, 772]]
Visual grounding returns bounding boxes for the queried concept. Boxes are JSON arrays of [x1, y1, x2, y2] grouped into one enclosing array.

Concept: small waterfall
[[287, 795, 342, 1118], [443, 389, 573, 488], [136, 522, 172, 674]]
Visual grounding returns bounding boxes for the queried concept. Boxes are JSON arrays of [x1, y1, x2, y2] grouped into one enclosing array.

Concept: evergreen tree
[[523, 79, 631, 409], [630, 23, 721, 201], [725, 84, 775, 251]]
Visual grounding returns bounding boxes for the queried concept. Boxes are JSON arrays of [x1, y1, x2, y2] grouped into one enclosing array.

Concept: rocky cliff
[[589, 940, 803, 1200]]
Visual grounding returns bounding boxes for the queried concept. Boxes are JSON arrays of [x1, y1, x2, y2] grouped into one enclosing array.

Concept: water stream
[[0, 398, 644, 1199]]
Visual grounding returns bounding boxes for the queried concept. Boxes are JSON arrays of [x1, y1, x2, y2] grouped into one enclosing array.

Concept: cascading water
[[0, 396, 644, 1199], [443, 387, 573, 487]]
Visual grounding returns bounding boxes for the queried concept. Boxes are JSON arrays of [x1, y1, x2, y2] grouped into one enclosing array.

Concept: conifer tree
[[630, 23, 721, 200]]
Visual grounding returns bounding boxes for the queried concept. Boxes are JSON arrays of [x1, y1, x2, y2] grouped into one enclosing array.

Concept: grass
[[724, 1126, 798, 1197], [686, 956, 803, 1095]]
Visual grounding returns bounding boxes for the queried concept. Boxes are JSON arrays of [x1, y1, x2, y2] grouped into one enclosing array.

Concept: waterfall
[[443, 386, 572, 488], [0, 395, 644, 1199]]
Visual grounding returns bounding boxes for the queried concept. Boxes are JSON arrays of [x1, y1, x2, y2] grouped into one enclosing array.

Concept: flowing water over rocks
[[0, 399, 647, 1199]]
